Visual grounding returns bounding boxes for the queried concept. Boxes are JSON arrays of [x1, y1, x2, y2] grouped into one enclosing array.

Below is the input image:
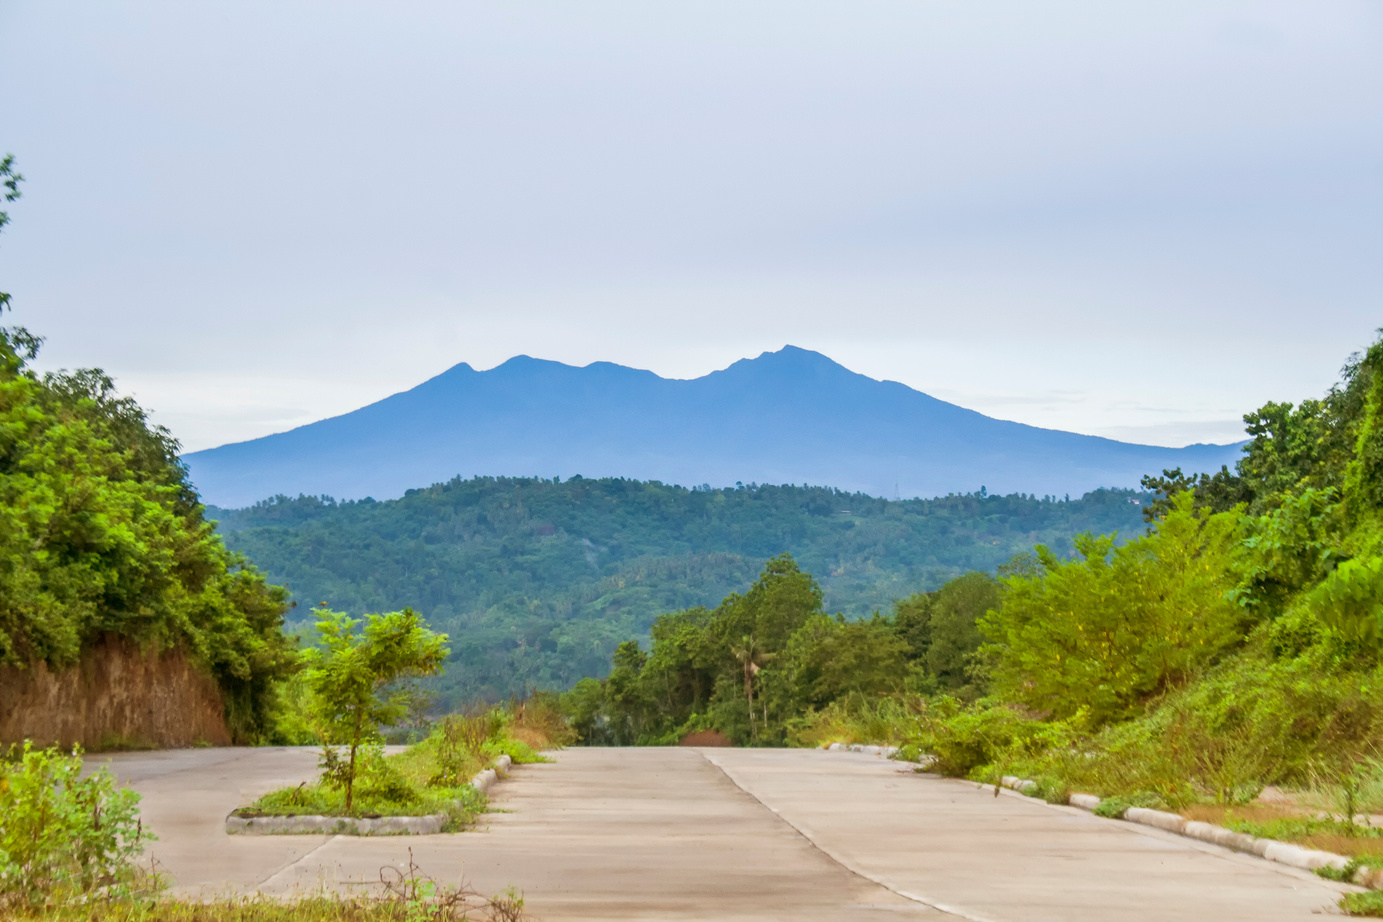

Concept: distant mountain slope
[[185, 346, 1243, 508], [209, 478, 1152, 704]]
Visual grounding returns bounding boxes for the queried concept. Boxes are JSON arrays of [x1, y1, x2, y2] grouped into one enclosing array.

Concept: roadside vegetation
[[573, 332, 1383, 913], [559, 554, 998, 745], [236, 606, 564, 824], [1, 718, 541, 918]]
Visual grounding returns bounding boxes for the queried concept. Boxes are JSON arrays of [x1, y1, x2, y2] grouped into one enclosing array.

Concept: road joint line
[[697, 750, 997, 922]]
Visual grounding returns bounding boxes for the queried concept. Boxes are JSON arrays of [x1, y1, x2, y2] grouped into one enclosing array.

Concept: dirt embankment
[[0, 635, 231, 749], [679, 729, 732, 747]]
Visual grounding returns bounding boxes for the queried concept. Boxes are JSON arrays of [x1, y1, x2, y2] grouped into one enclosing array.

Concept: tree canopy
[[0, 161, 293, 741]]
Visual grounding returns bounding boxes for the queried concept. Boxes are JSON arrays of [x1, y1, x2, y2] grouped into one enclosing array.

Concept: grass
[[237, 781, 483, 821], [1179, 803, 1383, 860], [3, 897, 429, 921], [236, 705, 558, 827], [3, 852, 526, 921], [1343, 889, 1383, 916]]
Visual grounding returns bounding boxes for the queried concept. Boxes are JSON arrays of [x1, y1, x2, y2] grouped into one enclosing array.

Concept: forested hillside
[[0, 160, 294, 744], [210, 480, 1150, 704]]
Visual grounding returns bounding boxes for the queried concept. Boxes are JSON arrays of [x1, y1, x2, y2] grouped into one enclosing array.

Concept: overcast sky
[[1, 1, 1380, 452]]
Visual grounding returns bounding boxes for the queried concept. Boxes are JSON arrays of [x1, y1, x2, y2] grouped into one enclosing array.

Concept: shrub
[[787, 692, 928, 748], [0, 743, 152, 910], [981, 495, 1242, 726], [1341, 888, 1383, 917]]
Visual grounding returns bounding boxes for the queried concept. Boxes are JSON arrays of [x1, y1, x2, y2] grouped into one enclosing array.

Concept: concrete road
[[94, 746, 1355, 920]]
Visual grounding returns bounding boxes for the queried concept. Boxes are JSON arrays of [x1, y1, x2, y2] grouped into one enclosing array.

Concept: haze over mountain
[[185, 347, 1243, 509]]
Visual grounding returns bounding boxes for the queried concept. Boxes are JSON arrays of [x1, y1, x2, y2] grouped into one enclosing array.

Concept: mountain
[[184, 346, 1243, 508]]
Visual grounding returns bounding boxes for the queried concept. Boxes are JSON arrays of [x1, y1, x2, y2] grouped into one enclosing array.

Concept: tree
[[729, 634, 772, 737], [925, 571, 1001, 694], [780, 614, 909, 710], [0, 153, 20, 314], [892, 591, 933, 662], [304, 607, 448, 812]]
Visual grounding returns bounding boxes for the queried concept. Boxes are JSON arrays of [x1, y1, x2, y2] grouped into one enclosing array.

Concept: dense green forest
[[0, 160, 293, 741], [210, 480, 1150, 705], [571, 331, 1383, 824]]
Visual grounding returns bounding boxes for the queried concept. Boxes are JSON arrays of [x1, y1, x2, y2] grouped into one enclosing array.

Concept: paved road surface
[[95, 746, 1354, 920]]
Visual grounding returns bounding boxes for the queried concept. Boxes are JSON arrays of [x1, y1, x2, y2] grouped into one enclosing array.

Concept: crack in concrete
[[254, 835, 342, 890]]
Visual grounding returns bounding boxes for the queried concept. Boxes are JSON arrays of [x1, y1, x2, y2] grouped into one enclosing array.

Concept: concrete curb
[[826, 743, 899, 758], [994, 775, 1365, 885], [226, 753, 515, 836]]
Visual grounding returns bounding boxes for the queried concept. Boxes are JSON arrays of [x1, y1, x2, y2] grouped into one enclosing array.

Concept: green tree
[[892, 591, 933, 662], [729, 634, 772, 738], [304, 607, 448, 812], [925, 571, 1001, 695], [981, 494, 1242, 725], [778, 614, 909, 710], [0, 153, 21, 314], [560, 677, 608, 744], [603, 640, 651, 744]]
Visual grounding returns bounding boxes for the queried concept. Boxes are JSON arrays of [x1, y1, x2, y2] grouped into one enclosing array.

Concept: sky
[[1, 1, 1380, 453]]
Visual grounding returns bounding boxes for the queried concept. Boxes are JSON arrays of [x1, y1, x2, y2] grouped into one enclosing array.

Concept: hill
[[185, 346, 1242, 509], [210, 477, 1153, 704]]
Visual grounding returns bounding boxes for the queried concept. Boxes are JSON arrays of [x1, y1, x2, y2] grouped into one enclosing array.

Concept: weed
[[1317, 858, 1364, 882], [1342, 889, 1383, 916], [0, 743, 153, 911], [1092, 792, 1166, 819]]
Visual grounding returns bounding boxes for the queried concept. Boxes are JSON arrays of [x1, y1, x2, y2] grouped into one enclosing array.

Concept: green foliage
[[981, 494, 1242, 725], [569, 558, 1019, 747], [787, 693, 929, 748], [1343, 889, 1383, 918], [1227, 813, 1383, 843], [1232, 487, 1344, 617], [776, 614, 910, 711], [246, 772, 483, 826], [304, 608, 449, 812], [1307, 557, 1383, 650], [1090, 792, 1166, 818], [0, 192, 294, 741], [0, 743, 151, 910], [242, 701, 549, 832], [210, 479, 1150, 703], [924, 572, 1000, 695], [0, 153, 20, 314], [911, 698, 1080, 779], [0, 880, 528, 922]]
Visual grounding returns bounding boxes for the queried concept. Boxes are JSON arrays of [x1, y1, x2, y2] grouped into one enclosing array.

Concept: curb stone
[[825, 743, 899, 758], [226, 753, 516, 836], [994, 775, 1363, 884]]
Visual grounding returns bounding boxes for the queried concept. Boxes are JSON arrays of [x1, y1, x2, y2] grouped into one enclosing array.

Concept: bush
[[787, 693, 928, 748], [915, 698, 1077, 779], [1341, 889, 1383, 917], [981, 495, 1242, 726], [0, 743, 152, 910]]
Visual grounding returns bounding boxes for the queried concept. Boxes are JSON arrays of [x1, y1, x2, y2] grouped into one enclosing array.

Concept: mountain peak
[[185, 348, 1245, 508]]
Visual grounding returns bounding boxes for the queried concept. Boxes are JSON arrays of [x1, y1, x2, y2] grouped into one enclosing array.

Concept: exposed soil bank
[[0, 635, 231, 749], [678, 729, 732, 746]]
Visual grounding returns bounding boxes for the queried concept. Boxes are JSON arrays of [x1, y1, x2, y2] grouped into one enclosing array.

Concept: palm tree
[[730, 635, 772, 738]]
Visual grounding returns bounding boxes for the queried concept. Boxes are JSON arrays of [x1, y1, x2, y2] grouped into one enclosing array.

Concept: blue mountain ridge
[[184, 345, 1245, 509]]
